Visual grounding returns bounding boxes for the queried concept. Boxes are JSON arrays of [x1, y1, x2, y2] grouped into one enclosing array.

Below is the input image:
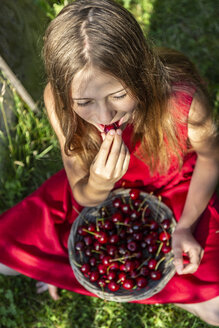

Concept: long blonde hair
[[43, 0, 211, 174]]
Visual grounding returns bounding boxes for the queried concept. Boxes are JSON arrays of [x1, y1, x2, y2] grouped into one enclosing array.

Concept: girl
[[0, 0, 218, 325]]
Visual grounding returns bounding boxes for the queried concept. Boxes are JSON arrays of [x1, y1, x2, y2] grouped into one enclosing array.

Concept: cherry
[[75, 241, 85, 251], [112, 212, 123, 223], [119, 263, 126, 271], [103, 220, 114, 230], [113, 197, 122, 208], [80, 263, 90, 274], [108, 262, 120, 271], [150, 270, 162, 280], [96, 231, 108, 244], [89, 271, 99, 282], [107, 271, 117, 281], [130, 210, 140, 220], [84, 235, 93, 246], [144, 234, 156, 245], [118, 272, 126, 282], [109, 234, 119, 244], [104, 122, 119, 133], [127, 241, 138, 252], [108, 281, 120, 292], [149, 220, 159, 230], [130, 270, 138, 278], [98, 264, 107, 275], [106, 245, 117, 256], [85, 247, 92, 257], [161, 219, 171, 230], [133, 232, 143, 241], [98, 278, 107, 288], [119, 229, 126, 239], [77, 225, 88, 236], [161, 243, 171, 254], [87, 223, 96, 232], [129, 189, 140, 200], [121, 204, 130, 214], [93, 241, 101, 251], [136, 276, 147, 288], [89, 257, 97, 267], [140, 266, 150, 277], [147, 244, 158, 254], [148, 259, 157, 270], [124, 260, 135, 272], [132, 221, 141, 231], [133, 199, 141, 208], [159, 231, 171, 242], [118, 244, 127, 255], [102, 256, 112, 266], [123, 279, 135, 290]]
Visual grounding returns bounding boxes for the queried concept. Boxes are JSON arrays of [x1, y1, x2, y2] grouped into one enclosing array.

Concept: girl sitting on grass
[[0, 0, 218, 325]]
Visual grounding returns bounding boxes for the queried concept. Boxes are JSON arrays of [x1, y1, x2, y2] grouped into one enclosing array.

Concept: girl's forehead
[[71, 67, 125, 99]]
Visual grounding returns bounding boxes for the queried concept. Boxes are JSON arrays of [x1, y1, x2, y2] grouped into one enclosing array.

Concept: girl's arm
[[44, 83, 130, 207], [172, 93, 219, 274]]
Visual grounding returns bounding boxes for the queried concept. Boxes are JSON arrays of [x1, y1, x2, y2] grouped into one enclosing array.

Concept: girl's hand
[[89, 129, 130, 191], [172, 227, 204, 275]]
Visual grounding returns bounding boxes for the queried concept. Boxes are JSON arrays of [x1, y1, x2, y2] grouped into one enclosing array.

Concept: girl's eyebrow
[[72, 88, 125, 100]]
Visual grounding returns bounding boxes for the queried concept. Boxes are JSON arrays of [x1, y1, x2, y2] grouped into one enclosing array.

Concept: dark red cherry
[[124, 260, 135, 272], [140, 266, 149, 277], [118, 272, 126, 282], [133, 199, 141, 208], [133, 232, 143, 241], [144, 233, 156, 245], [108, 281, 120, 292], [98, 278, 107, 288], [106, 245, 117, 256], [147, 244, 158, 254], [80, 263, 90, 274], [84, 235, 93, 246], [127, 241, 138, 252], [77, 225, 88, 236], [123, 279, 134, 290], [96, 231, 108, 244], [102, 256, 112, 266], [112, 212, 123, 223], [109, 262, 120, 271], [109, 234, 119, 244], [148, 259, 157, 270], [113, 197, 122, 208], [149, 220, 159, 230], [161, 219, 171, 230], [136, 276, 148, 288], [89, 257, 97, 267], [107, 271, 117, 281], [103, 220, 114, 230], [129, 189, 140, 200], [98, 264, 107, 274], [104, 122, 119, 133], [93, 241, 101, 251], [121, 204, 130, 214], [75, 241, 85, 251], [150, 270, 162, 280], [161, 243, 171, 254], [89, 271, 99, 282], [85, 247, 92, 257], [130, 210, 140, 220]]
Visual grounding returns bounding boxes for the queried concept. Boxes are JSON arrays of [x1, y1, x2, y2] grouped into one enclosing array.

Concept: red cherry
[[133, 232, 143, 241], [77, 225, 88, 236], [124, 260, 135, 272], [84, 235, 93, 246], [113, 198, 122, 208], [98, 278, 107, 288], [98, 264, 107, 274], [133, 199, 141, 208], [150, 270, 162, 280], [136, 276, 148, 288], [109, 262, 120, 271], [159, 231, 171, 242], [129, 189, 140, 200], [96, 231, 108, 244], [109, 234, 119, 244], [161, 243, 172, 254], [130, 210, 140, 220], [75, 241, 85, 251], [85, 247, 92, 257], [106, 245, 117, 256], [127, 241, 138, 252], [147, 244, 158, 254], [102, 256, 112, 266], [121, 204, 130, 214], [93, 241, 101, 251], [104, 122, 119, 133], [123, 279, 134, 290], [89, 257, 97, 267], [108, 281, 120, 292], [144, 234, 156, 245], [148, 259, 157, 270], [149, 220, 159, 230], [118, 272, 126, 282], [103, 220, 114, 230], [80, 263, 90, 274], [107, 271, 117, 281], [89, 271, 100, 282], [112, 212, 123, 223], [161, 219, 171, 230], [140, 266, 150, 277], [119, 263, 126, 271]]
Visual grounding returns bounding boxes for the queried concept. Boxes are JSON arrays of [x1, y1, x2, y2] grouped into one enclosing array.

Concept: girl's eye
[[77, 101, 91, 107], [113, 93, 127, 100]]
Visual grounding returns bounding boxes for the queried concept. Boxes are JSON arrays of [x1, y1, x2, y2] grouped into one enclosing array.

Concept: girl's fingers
[[105, 131, 123, 169], [173, 248, 184, 274], [114, 144, 130, 177], [94, 130, 115, 167]]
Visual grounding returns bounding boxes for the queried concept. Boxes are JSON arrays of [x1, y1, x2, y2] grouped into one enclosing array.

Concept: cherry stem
[[155, 256, 166, 270], [109, 253, 138, 263], [115, 222, 131, 227], [165, 256, 174, 265], [137, 198, 148, 212], [129, 197, 134, 210], [141, 204, 149, 220], [155, 242, 164, 259], [121, 195, 126, 204], [83, 229, 98, 236], [136, 256, 151, 271]]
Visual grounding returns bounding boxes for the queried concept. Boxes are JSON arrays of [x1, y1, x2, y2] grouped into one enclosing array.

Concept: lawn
[[0, 0, 218, 327]]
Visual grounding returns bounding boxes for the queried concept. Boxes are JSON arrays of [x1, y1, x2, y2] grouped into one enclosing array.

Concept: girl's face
[[71, 67, 137, 132]]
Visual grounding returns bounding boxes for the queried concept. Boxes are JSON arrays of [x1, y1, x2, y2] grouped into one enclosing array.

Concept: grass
[[0, 0, 218, 327]]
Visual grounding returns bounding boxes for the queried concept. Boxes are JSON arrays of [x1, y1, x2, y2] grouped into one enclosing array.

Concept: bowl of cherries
[[68, 188, 176, 302]]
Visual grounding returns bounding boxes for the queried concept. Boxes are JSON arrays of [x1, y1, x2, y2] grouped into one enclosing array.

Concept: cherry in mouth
[[104, 121, 120, 133]]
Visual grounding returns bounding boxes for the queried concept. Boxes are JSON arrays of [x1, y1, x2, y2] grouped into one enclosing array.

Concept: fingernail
[[109, 129, 115, 135], [116, 129, 122, 135]]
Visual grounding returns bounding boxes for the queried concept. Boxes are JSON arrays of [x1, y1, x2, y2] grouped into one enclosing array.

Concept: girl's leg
[[0, 263, 20, 275], [174, 296, 219, 326]]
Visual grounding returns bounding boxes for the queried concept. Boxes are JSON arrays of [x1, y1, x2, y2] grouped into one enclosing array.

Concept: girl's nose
[[96, 101, 116, 124]]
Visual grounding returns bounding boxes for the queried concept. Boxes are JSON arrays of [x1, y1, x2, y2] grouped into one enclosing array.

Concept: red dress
[[0, 88, 218, 304]]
